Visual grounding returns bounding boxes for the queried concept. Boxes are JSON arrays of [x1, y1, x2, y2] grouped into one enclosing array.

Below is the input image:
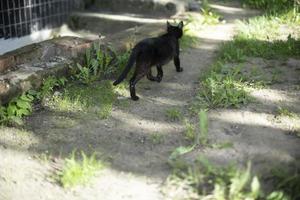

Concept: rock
[[187, 1, 201, 11], [286, 58, 300, 69]]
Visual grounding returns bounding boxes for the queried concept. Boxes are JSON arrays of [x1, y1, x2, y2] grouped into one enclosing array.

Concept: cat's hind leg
[[146, 69, 158, 82], [156, 65, 163, 82], [129, 68, 147, 101]]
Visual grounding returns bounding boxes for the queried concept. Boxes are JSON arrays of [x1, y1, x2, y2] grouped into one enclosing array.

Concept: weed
[[56, 151, 106, 188], [167, 158, 266, 199], [200, 0, 222, 25], [115, 50, 131, 75], [183, 118, 196, 141], [211, 141, 234, 149], [169, 158, 254, 199], [198, 109, 208, 146], [270, 167, 300, 200], [0, 92, 34, 125], [169, 145, 196, 161], [149, 132, 165, 145], [168, 155, 300, 199], [196, 63, 250, 109], [180, 15, 201, 48], [165, 108, 182, 121], [74, 43, 114, 85], [201, 9, 222, 25], [38, 76, 67, 99], [276, 106, 298, 118]]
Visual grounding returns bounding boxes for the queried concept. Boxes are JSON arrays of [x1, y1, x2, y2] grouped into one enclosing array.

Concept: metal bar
[[6, 0, 12, 38]]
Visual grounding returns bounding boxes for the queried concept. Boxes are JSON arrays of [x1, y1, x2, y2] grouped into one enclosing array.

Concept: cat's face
[[167, 21, 184, 39]]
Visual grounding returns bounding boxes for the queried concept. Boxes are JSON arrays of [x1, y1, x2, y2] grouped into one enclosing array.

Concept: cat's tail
[[113, 49, 137, 86]]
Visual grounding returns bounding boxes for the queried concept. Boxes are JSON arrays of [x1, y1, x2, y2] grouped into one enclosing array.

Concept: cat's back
[[135, 34, 175, 52]]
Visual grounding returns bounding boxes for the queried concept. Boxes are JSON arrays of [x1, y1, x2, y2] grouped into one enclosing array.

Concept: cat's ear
[[167, 21, 171, 28], [178, 21, 184, 29]]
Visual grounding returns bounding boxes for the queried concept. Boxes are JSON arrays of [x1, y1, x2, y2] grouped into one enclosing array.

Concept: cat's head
[[167, 21, 184, 38]]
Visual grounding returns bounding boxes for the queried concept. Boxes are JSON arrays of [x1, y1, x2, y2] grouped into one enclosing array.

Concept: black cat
[[113, 21, 184, 101]]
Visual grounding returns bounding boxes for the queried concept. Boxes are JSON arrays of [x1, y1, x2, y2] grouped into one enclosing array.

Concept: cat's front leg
[[174, 56, 183, 72]]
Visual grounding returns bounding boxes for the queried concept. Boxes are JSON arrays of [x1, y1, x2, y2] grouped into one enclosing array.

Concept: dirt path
[[1, 2, 299, 200]]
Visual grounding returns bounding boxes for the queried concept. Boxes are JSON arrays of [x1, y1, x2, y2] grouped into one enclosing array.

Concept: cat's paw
[[131, 96, 140, 101], [176, 67, 183, 72], [156, 77, 162, 83]]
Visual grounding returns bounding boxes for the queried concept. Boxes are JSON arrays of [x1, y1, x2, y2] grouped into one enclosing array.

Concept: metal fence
[[0, 0, 74, 39]]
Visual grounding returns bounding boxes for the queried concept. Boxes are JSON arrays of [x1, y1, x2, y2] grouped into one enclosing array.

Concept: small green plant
[[211, 141, 234, 149], [200, 0, 222, 25], [168, 158, 263, 200], [270, 167, 300, 200], [0, 92, 34, 125], [183, 118, 196, 141], [197, 63, 250, 109], [165, 108, 182, 121], [168, 156, 300, 200], [198, 109, 208, 146], [276, 106, 298, 118], [169, 145, 196, 161], [201, 8, 222, 25], [38, 76, 67, 99], [180, 15, 201, 48], [149, 132, 165, 145], [74, 44, 114, 85], [115, 50, 131, 74], [56, 151, 105, 188]]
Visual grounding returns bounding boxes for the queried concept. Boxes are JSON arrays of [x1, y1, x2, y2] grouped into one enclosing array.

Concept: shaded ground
[[1, 1, 300, 200]]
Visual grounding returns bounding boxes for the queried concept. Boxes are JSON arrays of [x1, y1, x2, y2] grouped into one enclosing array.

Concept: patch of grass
[[165, 108, 182, 121], [196, 63, 250, 109], [218, 9, 300, 63], [47, 81, 116, 119], [276, 106, 298, 118], [56, 151, 106, 188], [236, 16, 280, 41], [49, 94, 86, 113], [149, 132, 165, 145], [219, 36, 300, 63], [242, 0, 296, 15]]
